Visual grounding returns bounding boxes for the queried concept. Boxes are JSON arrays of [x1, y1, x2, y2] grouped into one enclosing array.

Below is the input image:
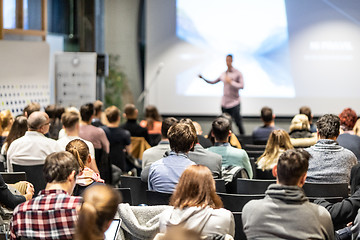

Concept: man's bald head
[[28, 111, 49, 132]]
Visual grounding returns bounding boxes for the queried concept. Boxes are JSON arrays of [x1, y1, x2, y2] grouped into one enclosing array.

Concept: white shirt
[[7, 131, 63, 172], [57, 135, 95, 160]]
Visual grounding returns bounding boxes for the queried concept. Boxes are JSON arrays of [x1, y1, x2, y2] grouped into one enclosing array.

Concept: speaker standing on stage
[[199, 54, 245, 135]]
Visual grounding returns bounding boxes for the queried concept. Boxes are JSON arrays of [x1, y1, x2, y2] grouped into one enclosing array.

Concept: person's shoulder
[[242, 198, 265, 215], [307, 202, 332, 220]]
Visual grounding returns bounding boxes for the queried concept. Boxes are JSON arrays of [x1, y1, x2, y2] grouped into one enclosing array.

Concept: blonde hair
[[289, 114, 310, 132], [75, 185, 121, 240], [0, 110, 13, 135], [257, 129, 293, 170], [354, 119, 360, 136]]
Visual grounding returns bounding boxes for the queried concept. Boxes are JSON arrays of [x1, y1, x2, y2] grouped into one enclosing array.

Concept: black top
[[337, 133, 360, 161], [198, 135, 213, 148], [91, 118, 104, 127], [0, 174, 26, 209], [101, 126, 131, 171], [120, 119, 149, 143]]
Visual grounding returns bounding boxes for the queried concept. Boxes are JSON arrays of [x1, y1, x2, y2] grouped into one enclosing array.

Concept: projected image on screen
[[176, 0, 295, 98]]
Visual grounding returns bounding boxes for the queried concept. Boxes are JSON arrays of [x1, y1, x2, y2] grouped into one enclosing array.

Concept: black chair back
[[226, 168, 249, 194], [308, 196, 343, 203], [215, 179, 226, 193], [232, 212, 247, 240], [255, 168, 275, 180], [237, 179, 276, 194], [119, 176, 148, 205], [238, 135, 253, 146], [0, 172, 26, 184], [13, 164, 45, 195], [115, 188, 133, 205], [218, 193, 264, 212], [95, 148, 111, 184], [146, 190, 171, 206], [303, 182, 349, 198], [246, 150, 264, 159], [244, 144, 266, 152]]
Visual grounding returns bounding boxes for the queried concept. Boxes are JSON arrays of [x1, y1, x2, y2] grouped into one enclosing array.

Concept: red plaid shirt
[[10, 189, 82, 240]]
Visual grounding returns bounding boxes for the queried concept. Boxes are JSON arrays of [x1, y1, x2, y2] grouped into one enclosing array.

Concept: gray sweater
[[306, 139, 357, 184], [242, 184, 334, 240]]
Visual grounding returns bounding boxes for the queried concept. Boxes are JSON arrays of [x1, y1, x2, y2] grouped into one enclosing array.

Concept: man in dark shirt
[[252, 106, 279, 144], [121, 104, 149, 143], [101, 106, 131, 172]]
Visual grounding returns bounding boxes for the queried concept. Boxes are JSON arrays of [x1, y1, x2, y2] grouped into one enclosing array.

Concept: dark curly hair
[[316, 114, 340, 139]]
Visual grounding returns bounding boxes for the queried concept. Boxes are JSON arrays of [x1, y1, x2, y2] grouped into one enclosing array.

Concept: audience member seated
[[1, 116, 27, 170], [0, 110, 13, 147], [10, 151, 82, 240], [91, 100, 105, 127], [300, 106, 317, 133], [57, 111, 98, 171], [289, 114, 317, 147], [252, 106, 280, 144], [208, 117, 252, 178], [101, 106, 131, 172], [257, 129, 293, 171], [78, 103, 110, 182], [148, 123, 196, 193], [45, 104, 64, 140], [121, 103, 150, 143], [179, 119, 222, 179], [193, 121, 212, 148], [337, 108, 360, 161], [79, 103, 110, 154], [306, 114, 357, 184], [66, 139, 104, 196], [74, 185, 121, 240], [142, 118, 222, 181], [242, 149, 334, 239], [22, 102, 40, 118], [208, 113, 242, 149], [7, 112, 62, 172], [315, 163, 360, 230], [159, 165, 235, 238], [140, 105, 162, 135], [141, 117, 178, 181]]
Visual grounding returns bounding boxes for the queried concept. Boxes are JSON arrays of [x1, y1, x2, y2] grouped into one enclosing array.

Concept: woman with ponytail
[[66, 139, 104, 196], [75, 185, 122, 240]]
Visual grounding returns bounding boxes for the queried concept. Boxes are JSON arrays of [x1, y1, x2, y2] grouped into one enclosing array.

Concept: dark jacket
[[315, 163, 360, 230]]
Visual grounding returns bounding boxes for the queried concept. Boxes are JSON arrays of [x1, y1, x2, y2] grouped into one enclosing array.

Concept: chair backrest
[[13, 164, 45, 195], [246, 151, 264, 159], [237, 179, 276, 194], [255, 168, 275, 180], [232, 212, 247, 240], [238, 135, 253, 146], [115, 188, 133, 205], [308, 196, 343, 203], [0, 172, 26, 184], [249, 157, 257, 179], [94, 148, 111, 184], [303, 182, 349, 198], [217, 193, 264, 212], [146, 190, 171, 206], [119, 175, 148, 205], [130, 137, 151, 160], [225, 167, 249, 194], [215, 179, 226, 193], [244, 144, 266, 152]]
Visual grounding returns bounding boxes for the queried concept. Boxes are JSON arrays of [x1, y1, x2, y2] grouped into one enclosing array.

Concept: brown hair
[[65, 139, 89, 171], [277, 149, 310, 185], [170, 165, 223, 209], [75, 185, 121, 240], [61, 111, 80, 130], [4, 116, 28, 151], [299, 106, 312, 122], [257, 129, 293, 171], [23, 102, 41, 117], [43, 151, 80, 183], [93, 100, 103, 115], [144, 105, 161, 130], [289, 114, 310, 132], [354, 119, 360, 136], [261, 106, 273, 123], [104, 105, 120, 123], [168, 123, 196, 153], [124, 104, 137, 117]]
